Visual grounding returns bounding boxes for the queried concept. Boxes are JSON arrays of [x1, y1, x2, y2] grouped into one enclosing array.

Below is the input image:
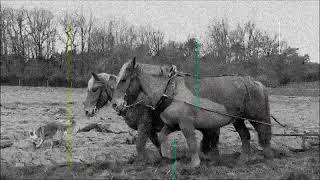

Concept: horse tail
[[263, 86, 271, 122], [253, 80, 271, 121]]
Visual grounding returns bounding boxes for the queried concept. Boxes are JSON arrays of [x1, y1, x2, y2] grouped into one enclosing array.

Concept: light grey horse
[[112, 57, 273, 168]]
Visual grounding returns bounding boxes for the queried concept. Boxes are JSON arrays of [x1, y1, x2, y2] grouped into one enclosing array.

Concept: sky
[[2, 0, 319, 63]]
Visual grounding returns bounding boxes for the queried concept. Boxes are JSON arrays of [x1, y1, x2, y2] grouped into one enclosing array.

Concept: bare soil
[[1, 85, 319, 179]]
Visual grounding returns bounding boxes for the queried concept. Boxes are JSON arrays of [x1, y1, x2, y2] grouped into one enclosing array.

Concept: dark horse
[[112, 57, 273, 167]]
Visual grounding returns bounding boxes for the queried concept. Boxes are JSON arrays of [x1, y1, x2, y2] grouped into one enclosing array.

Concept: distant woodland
[[1, 7, 318, 87]]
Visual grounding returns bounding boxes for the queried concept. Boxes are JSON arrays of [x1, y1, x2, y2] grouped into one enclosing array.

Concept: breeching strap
[[160, 94, 299, 130], [161, 94, 276, 127]]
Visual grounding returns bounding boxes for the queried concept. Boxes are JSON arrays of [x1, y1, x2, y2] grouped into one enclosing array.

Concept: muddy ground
[[1, 85, 319, 179]]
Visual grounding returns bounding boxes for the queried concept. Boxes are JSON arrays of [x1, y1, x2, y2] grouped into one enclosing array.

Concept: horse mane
[[88, 73, 118, 91], [137, 63, 172, 77]]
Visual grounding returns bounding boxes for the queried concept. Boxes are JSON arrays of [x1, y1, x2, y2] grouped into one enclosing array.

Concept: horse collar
[[151, 75, 176, 110]]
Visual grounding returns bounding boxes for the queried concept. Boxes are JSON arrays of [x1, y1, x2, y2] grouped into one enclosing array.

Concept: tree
[[229, 24, 246, 62], [148, 28, 164, 56], [183, 37, 197, 58], [0, 6, 9, 56], [78, 12, 87, 53], [90, 26, 107, 53], [87, 12, 94, 54], [58, 11, 79, 54], [207, 18, 230, 64], [161, 40, 184, 63], [25, 8, 56, 59]]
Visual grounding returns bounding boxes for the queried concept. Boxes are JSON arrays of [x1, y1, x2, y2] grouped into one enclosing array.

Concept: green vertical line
[[67, 24, 71, 176], [195, 40, 199, 112], [172, 139, 177, 180]]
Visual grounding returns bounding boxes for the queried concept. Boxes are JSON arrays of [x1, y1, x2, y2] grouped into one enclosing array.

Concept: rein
[[174, 71, 242, 79], [123, 99, 157, 110]]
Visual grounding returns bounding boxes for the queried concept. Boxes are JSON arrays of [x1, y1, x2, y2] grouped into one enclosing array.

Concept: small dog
[[29, 120, 75, 149]]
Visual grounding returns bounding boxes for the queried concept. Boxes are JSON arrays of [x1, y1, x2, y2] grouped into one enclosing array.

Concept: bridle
[[121, 72, 179, 111], [118, 65, 190, 111], [92, 86, 113, 114]]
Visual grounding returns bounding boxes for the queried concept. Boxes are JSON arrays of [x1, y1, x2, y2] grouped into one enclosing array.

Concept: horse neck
[[136, 67, 168, 100], [171, 76, 187, 89], [169, 75, 194, 98]]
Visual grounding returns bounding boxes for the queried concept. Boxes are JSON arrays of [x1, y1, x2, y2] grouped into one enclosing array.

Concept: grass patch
[[269, 88, 319, 97], [280, 81, 319, 89]]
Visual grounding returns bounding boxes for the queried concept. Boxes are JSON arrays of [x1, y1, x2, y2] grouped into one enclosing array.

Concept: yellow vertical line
[[67, 24, 71, 176]]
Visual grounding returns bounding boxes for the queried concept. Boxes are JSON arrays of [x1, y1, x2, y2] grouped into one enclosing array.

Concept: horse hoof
[[263, 148, 274, 159], [237, 153, 250, 166], [189, 162, 200, 168], [136, 155, 147, 162], [190, 155, 201, 168], [133, 159, 145, 166], [209, 150, 220, 159], [199, 153, 211, 160]]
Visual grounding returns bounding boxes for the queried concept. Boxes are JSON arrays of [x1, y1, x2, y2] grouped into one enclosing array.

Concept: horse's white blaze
[[30, 131, 38, 140]]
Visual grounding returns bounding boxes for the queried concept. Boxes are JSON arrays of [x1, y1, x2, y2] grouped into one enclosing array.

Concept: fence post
[[47, 80, 49, 87], [18, 79, 21, 86]]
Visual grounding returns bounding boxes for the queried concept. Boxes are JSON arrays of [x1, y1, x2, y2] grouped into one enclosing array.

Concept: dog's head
[[29, 127, 43, 146]]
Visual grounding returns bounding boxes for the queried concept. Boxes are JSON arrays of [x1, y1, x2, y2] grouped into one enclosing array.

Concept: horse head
[[111, 57, 176, 112], [83, 72, 117, 117]]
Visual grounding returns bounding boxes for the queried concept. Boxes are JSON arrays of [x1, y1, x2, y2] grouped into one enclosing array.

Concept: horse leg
[[158, 124, 173, 144], [149, 130, 162, 157], [250, 121, 273, 159], [200, 128, 220, 158], [136, 121, 151, 162], [180, 120, 200, 168], [233, 119, 251, 163], [247, 88, 273, 159]]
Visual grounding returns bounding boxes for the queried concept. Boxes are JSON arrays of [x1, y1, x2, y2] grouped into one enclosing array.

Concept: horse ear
[[92, 72, 100, 81]]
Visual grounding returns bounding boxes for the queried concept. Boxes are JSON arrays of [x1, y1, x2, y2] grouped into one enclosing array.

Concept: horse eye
[[92, 87, 99, 92]]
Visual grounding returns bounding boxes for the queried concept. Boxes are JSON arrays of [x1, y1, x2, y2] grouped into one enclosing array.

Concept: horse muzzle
[[112, 99, 126, 111], [85, 106, 97, 117]]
